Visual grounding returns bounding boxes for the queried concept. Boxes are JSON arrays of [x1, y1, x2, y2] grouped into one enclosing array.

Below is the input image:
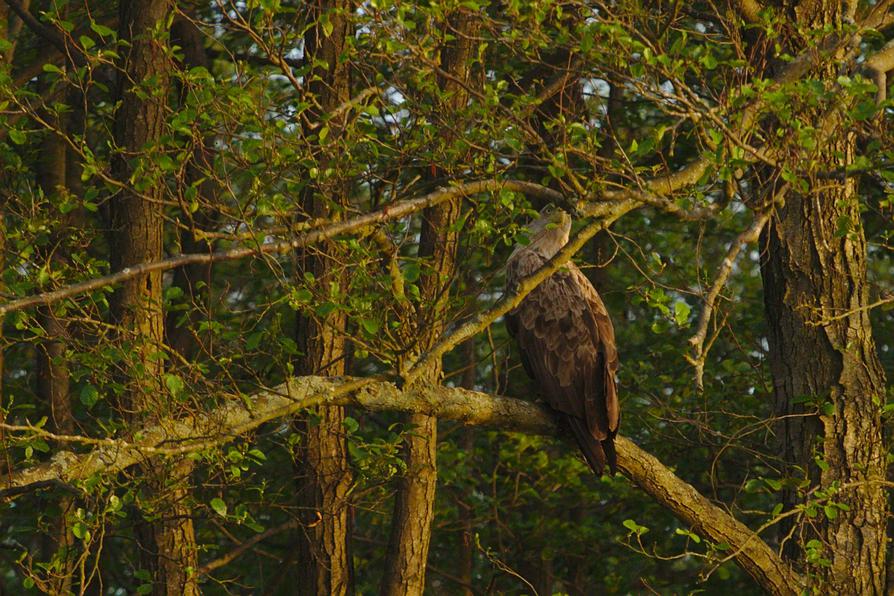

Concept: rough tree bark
[[35, 91, 75, 593], [380, 10, 479, 595], [759, 3, 889, 593], [110, 1, 199, 594], [760, 168, 888, 592], [457, 340, 476, 596], [293, 2, 354, 594]]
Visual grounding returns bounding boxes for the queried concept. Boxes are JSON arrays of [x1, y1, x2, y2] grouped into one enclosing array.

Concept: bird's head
[[523, 204, 572, 257]]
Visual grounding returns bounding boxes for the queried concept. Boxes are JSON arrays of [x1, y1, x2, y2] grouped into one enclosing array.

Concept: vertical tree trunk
[[0, 0, 12, 488], [111, 2, 198, 594], [35, 96, 75, 593], [293, 2, 353, 594], [759, 5, 888, 587], [380, 11, 478, 595], [761, 0, 888, 594], [458, 340, 476, 596], [761, 178, 888, 593]]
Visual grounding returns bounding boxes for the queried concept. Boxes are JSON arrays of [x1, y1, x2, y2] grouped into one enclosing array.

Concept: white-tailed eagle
[[506, 205, 620, 475]]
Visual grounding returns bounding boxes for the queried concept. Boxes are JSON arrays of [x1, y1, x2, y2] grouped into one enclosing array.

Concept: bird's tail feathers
[[566, 416, 617, 476]]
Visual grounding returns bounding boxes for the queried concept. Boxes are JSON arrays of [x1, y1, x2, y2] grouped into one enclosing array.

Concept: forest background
[[1, 0, 893, 594]]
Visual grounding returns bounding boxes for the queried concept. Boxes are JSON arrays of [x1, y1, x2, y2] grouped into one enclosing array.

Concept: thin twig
[[0, 180, 562, 316], [197, 519, 300, 576], [686, 210, 773, 391]]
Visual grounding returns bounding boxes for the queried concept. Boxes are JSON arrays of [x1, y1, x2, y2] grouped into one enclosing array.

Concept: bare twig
[[197, 519, 300, 576], [806, 293, 894, 326], [686, 210, 773, 390], [2, 0, 86, 66]]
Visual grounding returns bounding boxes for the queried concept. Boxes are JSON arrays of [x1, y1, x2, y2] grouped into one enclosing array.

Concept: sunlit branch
[[0, 180, 562, 316], [1, 374, 802, 594], [403, 201, 636, 386]]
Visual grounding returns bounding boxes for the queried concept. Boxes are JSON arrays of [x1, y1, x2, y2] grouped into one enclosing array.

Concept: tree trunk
[[35, 101, 75, 593], [757, 3, 888, 593], [458, 340, 476, 596], [380, 11, 478, 595], [111, 2, 198, 594], [761, 178, 888, 593], [293, 2, 354, 594]]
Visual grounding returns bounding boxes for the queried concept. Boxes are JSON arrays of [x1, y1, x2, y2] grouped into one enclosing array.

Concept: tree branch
[[0, 180, 563, 316], [2, 0, 86, 66], [404, 201, 635, 385], [197, 519, 300, 576], [0, 374, 802, 594], [686, 210, 773, 390], [15, 21, 876, 319]]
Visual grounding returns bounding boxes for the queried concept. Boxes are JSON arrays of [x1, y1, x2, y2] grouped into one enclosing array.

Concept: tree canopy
[[1, 0, 892, 594]]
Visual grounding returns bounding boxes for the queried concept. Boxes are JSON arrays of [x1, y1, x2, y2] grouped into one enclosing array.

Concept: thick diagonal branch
[[0, 375, 801, 594]]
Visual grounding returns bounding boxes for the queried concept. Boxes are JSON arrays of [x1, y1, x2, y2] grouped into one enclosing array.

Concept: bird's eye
[[543, 204, 554, 214]]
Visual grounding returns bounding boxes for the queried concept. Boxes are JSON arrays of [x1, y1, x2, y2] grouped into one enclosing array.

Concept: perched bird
[[505, 205, 620, 475]]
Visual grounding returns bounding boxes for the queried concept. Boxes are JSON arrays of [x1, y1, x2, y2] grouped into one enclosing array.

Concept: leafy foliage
[[0, 0, 891, 593]]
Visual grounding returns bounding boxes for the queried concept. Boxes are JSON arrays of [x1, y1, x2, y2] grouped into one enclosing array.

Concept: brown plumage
[[505, 205, 620, 475]]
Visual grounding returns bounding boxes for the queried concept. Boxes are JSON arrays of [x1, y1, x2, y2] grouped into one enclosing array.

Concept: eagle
[[505, 205, 620, 475]]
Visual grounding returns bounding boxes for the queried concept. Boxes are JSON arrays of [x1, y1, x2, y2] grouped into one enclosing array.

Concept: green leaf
[[321, 16, 334, 37], [764, 477, 782, 491], [164, 374, 185, 397], [622, 519, 648, 536], [316, 302, 338, 318], [675, 527, 701, 543], [246, 331, 264, 350], [8, 129, 26, 145], [701, 53, 718, 70], [674, 301, 691, 327], [361, 318, 380, 335], [402, 262, 421, 283], [343, 416, 360, 433], [164, 286, 184, 301], [72, 521, 90, 541], [210, 498, 228, 518], [80, 384, 100, 408], [90, 22, 115, 37], [849, 100, 877, 122]]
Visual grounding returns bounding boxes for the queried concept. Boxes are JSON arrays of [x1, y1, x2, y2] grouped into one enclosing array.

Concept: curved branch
[[1, 375, 801, 593], [686, 210, 773, 390], [0, 180, 562, 316], [404, 201, 635, 384], [2, 0, 87, 66]]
